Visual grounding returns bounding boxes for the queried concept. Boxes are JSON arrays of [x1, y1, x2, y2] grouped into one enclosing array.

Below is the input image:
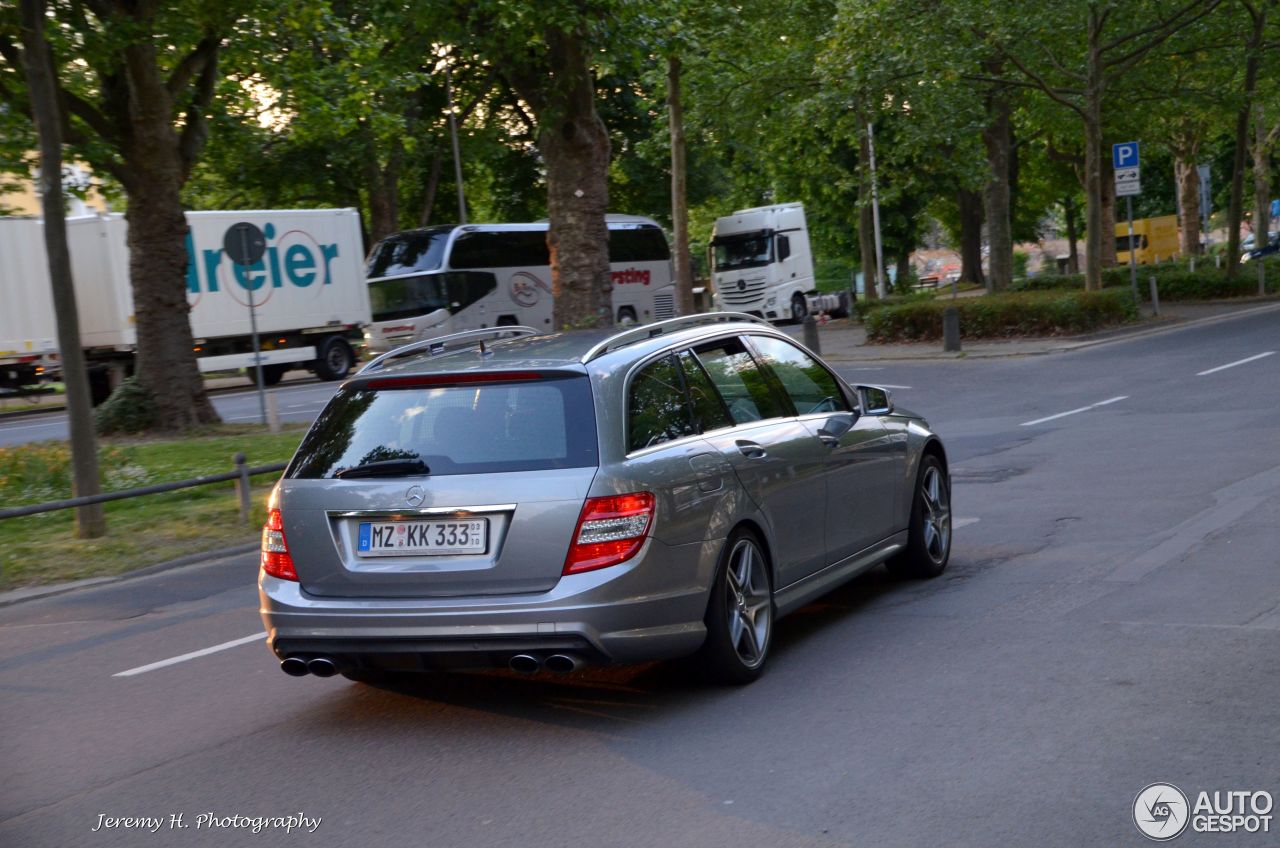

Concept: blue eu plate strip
[[357, 522, 371, 551]]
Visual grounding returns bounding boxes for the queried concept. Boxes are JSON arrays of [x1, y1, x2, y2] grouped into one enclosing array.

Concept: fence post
[[234, 453, 251, 525], [943, 307, 961, 352], [1149, 276, 1160, 317], [802, 314, 821, 354]]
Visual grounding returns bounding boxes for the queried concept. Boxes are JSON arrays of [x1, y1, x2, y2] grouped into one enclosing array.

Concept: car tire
[[696, 528, 774, 684], [886, 454, 951, 579], [790, 292, 808, 323], [314, 336, 354, 381], [616, 306, 638, 326]]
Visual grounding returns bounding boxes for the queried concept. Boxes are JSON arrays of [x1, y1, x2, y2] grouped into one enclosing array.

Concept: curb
[[818, 299, 1280, 362], [0, 542, 259, 608]]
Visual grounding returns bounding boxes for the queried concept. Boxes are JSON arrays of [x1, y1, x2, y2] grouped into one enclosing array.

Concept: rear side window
[[676, 351, 733, 433], [628, 355, 695, 452], [748, 335, 850, 415], [288, 375, 597, 478], [691, 337, 789, 424]]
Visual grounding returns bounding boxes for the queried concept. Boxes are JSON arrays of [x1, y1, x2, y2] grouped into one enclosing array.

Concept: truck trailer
[[0, 209, 370, 401]]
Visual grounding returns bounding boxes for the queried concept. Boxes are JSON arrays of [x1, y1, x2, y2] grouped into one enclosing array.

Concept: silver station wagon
[[259, 314, 951, 684]]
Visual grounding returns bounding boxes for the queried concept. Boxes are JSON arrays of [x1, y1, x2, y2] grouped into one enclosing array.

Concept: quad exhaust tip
[[544, 654, 583, 674], [509, 654, 541, 674], [307, 657, 338, 677], [280, 657, 309, 677]]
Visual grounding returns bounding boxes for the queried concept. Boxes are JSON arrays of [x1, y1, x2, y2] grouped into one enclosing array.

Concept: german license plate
[[357, 518, 488, 556]]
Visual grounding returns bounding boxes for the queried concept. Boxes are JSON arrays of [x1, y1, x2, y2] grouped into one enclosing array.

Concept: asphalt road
[[2, 311, 1278, 846], [0, 380, 340, 446]]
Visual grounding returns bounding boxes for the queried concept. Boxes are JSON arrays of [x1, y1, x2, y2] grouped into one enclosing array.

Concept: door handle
[[817, 433, 840, 447], [736, 440, 767, 459]]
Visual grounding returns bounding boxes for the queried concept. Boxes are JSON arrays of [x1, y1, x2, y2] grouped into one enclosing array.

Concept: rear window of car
[[287, 374, 598, 478]]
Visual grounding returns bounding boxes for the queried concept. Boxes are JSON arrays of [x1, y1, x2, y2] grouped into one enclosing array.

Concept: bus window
[[444, 272, 498, 312], [451, 231, 550, 269], [366, 228, 451, 278], [609, 226, 671, 262], [368, 273, 450, 322]]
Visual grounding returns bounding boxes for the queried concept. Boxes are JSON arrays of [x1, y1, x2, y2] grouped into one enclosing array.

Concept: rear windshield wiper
[[334, 458, 429, 479]]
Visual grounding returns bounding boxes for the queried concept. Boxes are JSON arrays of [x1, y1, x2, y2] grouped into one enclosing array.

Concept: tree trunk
[[122, 40, 217, 430], [895, 249, 912, 291], [20, 0, 105, 538], [1101, 154, 1117, 268], [1227, 3, 1265, 278], [1082, 5, 1105, 291], [535, 27, 612, 330], [365, 136, 401, 243], [982, 76, 1013, 292], [1063, 196, 1080, 274], [1252, 105, 1273, 249], [1175, 157, 1202, 255], [419, 153, 442, 227], [667, 55, 695, 316], [957, 189, 985, 286]]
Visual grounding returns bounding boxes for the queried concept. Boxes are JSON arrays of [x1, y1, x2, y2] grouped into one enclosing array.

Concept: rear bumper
[[259, 537, 721, 669]]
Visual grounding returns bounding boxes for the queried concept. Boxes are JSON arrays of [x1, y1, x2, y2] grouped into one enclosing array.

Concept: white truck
[[0, 209, 370, 400], [709, 202, 845, 321]]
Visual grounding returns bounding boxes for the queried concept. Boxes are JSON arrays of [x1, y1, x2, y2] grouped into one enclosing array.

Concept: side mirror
[[857, 385, 894, 415], [777, 234, 791, 261]]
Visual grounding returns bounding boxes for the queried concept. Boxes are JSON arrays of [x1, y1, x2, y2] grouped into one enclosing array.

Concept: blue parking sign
[[1112, 142, 1140, 170]]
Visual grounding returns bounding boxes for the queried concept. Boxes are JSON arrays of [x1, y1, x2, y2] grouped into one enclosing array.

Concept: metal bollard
[[1149, 276, 1160, 316], [234, 453, 251, 525], [802, 314, 821, 354], [943, 307, 961, 352], [266, 391, 281, 434]]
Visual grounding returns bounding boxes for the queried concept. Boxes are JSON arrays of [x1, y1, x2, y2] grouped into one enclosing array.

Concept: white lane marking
[[952, 517, 980, 529], [1020, 396, 1128, 427], [1196, 351, 1275, 376], [113, 633, 262, 677], [224, 414, 265, 422], [0, 421, 65, 433]]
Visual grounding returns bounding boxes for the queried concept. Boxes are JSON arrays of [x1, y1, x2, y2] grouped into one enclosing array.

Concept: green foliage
[[94, 377, 158, 435], [0, 443, 140, 505], [1012, 250, 1030, 279], [865, 290, 1138, 342], [851, 290, 935, 322]]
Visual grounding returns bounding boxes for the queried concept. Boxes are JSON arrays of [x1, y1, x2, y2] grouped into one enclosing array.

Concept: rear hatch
[[279, 369, 598, 598]]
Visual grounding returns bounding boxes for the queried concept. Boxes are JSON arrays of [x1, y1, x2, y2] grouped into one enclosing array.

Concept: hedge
[[864, 289, 1139, 343], [1009, 255, 1280, 300]]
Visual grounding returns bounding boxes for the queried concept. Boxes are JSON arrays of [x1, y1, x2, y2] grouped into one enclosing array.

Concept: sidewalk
[[789, 297, 1280, 362]]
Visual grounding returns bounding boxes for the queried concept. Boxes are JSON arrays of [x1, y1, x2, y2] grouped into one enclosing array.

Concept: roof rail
[[581, 312, 771, 363], [358, 327, 540, 374]]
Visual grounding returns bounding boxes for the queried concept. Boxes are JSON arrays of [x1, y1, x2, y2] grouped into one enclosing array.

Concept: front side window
[[691, 337, 789, 424], [628, 355, 696, 452], [748, 335, 850, 415]]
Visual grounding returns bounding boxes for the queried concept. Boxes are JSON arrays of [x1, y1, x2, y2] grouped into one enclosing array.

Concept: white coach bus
[[363, 215, 678, 354]]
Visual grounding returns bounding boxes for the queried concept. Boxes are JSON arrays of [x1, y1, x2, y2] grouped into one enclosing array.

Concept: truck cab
[[1116, 214, 1180, 265], [709, 203, 826, 322]]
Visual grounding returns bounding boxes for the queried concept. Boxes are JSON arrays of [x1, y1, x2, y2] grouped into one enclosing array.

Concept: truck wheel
[[260, 364, 287, 386], [314, 337, 354, 381], [790, 292, 808, 322]]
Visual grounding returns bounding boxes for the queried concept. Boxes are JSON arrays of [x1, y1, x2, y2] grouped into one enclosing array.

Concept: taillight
[[563, 492, 655, 575], [261, 508, 298, 581]]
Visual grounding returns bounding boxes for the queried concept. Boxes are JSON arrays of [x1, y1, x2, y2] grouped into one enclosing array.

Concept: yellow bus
[[1116, 214, 1180, 265]]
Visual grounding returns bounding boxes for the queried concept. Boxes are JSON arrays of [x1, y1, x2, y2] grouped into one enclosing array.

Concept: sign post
[[1113, 142, 1142, 306], [223, 222, 268, 425]]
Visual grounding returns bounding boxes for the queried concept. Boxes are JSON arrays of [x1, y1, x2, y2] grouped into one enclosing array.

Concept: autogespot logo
[[1134, 783, 1190, 841]]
